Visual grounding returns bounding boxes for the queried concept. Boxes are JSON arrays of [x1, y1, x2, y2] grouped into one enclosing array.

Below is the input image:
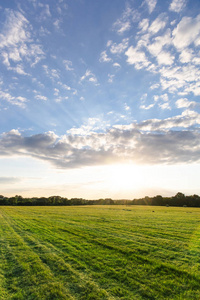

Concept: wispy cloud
[[80, 69, 98, 85], [63, 60, 73, 71], [0, 89, 27, 108], [35, 94, 48, 101], [169, 0, 187, 13], [99, 51, 112, 63], [0, 177, 21, 184], [109, 38, 129, 55], [143, 0, 157, 14], [0, 10, 45, 74], [148, 14, 168, 35], [113, 5, 140, 34], [53, 19, 61, 30], [138, 18, 149, 32], [43, 65, 60, 80]]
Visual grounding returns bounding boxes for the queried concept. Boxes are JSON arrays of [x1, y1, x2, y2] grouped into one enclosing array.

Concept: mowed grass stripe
[[0, 208, 113, 300], [3, 208, 141, 299], [0, 209, 76, 300], [0, 209, 158, 299], [0, 211, 12, 300], [1, 206, 200, 299]]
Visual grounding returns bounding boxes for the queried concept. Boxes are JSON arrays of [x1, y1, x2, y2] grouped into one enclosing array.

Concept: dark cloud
[[1, 113, 200, 168]]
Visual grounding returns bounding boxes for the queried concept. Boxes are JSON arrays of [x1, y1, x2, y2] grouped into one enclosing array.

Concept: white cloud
[[45, 4, 51, 16], [140, 103, 155, 110], [106, 40, 112, 47], [80, 69, 98, 84], [54, 88, 59, 96], [179, 48, 194, 63], [113, 6, 140, 34], [99, 51, 112, 63], [153, 95, 159, 101], [0, 89, 27, 108], [113, 62, 121, 68], [63, 60, 73, 71], [159, 64, 200, 95], [35, 95, 47, 101], [108, 74, 115, 83], [175, 98, 199, 109], [39, 26, 51, 36], [173, 15, 200, 50], [43, 65, 60, 80], [156, 51, 174, 65], [159, 102, 171, 110], [67, 118, 109, 136], [124, 103, 130, 111], [38, 3, 51, 20], [138, 18, 149, 32], [109, 38, 129, 55], [0, 10, 30, 49], [160, 94, 169, 102], [150, 83, 159, 90], [183, 82, 200, 96], [148, 14, 168, 35], [58, 81, 71, 91], [144, 0, 157, 14], [12, 64, 29, 76], [115, 21, 131, 35], [53, 19, 61, 30], [141, 93, 147, 101], [55, 96, 69, 103], [169, 0, 187, 13], [0, 10, 44, 73], [147, 29, 172, 57], [125, 46, 150, 69]]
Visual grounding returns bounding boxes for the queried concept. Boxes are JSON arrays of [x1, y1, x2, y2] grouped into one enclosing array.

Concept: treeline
[[0, 192, 200, 207]]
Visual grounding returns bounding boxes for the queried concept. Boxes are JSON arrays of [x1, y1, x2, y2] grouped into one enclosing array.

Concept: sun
[[107, 164, 144, 193]]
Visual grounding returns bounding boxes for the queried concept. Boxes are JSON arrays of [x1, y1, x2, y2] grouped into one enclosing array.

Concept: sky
[[0, 0, 200, 199]]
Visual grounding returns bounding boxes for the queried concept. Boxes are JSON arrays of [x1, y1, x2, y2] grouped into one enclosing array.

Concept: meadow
[[0, 205, 200, 299]]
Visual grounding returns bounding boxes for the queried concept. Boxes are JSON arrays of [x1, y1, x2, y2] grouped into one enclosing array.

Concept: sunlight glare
[[108, 164, 144, 192]]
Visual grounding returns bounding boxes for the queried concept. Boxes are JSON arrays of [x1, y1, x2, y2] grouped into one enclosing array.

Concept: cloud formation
[[123, 12, 200, 96], [144, 0, 157, 14], [169, 0, 187, 13], [0, 10, 44, 74], [113, 6, 140, 34], [1, 111, 200, 168]]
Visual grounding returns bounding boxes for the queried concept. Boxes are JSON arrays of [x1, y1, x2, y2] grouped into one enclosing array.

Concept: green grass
[[0, 205, 200, 299]]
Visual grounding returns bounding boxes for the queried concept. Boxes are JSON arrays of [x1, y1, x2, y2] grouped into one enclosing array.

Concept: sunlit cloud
[[1, 110, 200, 168]]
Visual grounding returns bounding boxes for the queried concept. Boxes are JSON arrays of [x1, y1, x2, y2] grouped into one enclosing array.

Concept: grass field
[[0, 205, 200, 299]]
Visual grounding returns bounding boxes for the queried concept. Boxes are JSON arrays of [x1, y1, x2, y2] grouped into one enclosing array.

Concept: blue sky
[[0, 0, 200, 199]]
